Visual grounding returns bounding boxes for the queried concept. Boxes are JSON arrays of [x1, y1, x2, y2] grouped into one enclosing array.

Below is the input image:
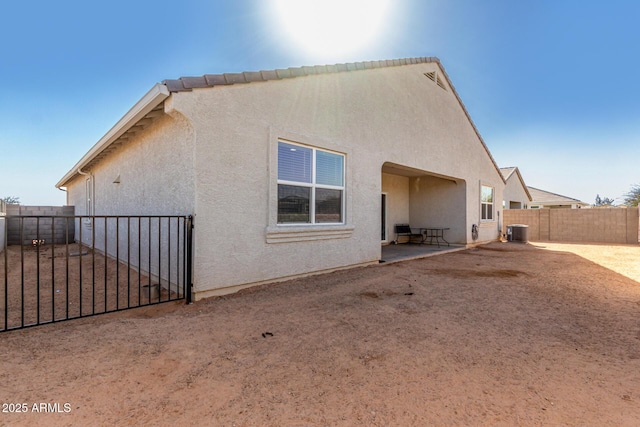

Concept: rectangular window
[[481, 185, 494, 220], [277, 141, 344, 224]]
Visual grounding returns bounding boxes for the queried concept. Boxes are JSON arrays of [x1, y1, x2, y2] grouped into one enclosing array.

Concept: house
[[500, 167, 532, 209], [56, 57, 505, 300], [528, 186, 589, 209]]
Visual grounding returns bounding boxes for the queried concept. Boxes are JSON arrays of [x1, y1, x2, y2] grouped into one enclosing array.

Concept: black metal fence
[[1, 215, 193, 332]]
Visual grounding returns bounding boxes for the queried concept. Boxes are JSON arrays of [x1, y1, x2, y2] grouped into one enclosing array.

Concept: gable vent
[[423, 71, 447, 91]]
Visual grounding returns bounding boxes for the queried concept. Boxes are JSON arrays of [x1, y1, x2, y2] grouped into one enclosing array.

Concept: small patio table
[[420, 228, 450, 247]]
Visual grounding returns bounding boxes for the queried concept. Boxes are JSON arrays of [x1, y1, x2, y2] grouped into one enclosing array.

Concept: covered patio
[[381, 162, 467, 247]]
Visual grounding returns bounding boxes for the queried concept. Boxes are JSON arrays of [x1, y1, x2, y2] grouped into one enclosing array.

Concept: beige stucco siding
[[409, 175, 467, 243], [66, 112, 195, 216], [381, 173, 410, 242], [64, 110, 195, 287], [167, 62, 503, 296], [503, 175, 530, 209]]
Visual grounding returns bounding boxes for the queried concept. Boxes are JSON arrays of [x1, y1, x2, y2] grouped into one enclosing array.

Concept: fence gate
[[1, 215, 193, 332]]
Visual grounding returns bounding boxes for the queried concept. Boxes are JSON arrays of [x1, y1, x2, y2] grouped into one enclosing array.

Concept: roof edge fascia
[[56, 83, 170, 188], [514, 168, 532, 201], [436, 63, 506, 185]]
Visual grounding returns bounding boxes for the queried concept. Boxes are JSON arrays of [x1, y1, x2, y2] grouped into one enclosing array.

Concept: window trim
[[267, 129, 354, 243], [277, 139, 345, 226], [480, 184, 494, 222]]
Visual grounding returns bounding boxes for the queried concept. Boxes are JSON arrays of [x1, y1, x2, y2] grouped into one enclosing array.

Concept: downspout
[[77, 168, 95, 216]]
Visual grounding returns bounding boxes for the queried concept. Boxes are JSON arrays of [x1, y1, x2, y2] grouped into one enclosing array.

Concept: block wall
[[503, 208, 639, 244], [6, 205, 75, 245]]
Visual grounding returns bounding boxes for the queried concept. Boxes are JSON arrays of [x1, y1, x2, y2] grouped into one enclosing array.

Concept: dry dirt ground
[[0, 244, 176, 330], [1, 241, 640, 426]]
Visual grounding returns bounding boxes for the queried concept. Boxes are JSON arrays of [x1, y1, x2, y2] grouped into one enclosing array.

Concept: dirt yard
[[1, 242, 639, 426], [0, 244, 177, 330]]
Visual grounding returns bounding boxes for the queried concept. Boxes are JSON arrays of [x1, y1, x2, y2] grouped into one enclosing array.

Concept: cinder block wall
[[503, 207, 639, 244], [6, 205, 75, 245]]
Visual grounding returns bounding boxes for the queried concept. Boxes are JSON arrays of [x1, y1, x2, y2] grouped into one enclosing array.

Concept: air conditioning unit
[[507, 224, 529, 243]]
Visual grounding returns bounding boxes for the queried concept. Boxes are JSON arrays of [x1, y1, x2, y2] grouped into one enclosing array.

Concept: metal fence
[[1, 215, 193, 332]]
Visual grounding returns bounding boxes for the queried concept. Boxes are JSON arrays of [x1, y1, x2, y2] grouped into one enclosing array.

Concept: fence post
[[185, 215, 194, 304]]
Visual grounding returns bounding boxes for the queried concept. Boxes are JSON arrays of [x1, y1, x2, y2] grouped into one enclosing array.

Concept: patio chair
[[395, 224, 424, 244]]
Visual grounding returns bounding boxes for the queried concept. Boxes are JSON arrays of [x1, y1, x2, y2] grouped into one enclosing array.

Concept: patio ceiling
[[382, 162, 461, 183]]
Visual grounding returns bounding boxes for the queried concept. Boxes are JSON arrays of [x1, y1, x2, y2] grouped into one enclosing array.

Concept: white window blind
[[277, 140, 345, 224]]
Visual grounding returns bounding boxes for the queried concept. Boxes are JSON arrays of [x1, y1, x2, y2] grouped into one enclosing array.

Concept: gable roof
[[499, 167, 517, 180], [56, 84, 170, 188], [527, 186, 587, 206], [163, 57, 439, 92], [500, 167, 532, 201], [57, 56, 504, 188]]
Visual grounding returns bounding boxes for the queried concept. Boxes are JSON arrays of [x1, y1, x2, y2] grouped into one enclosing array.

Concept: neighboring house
[[500, 167, 532, 209], [56, 57, 505, 300], [528, 186, 589, 209]]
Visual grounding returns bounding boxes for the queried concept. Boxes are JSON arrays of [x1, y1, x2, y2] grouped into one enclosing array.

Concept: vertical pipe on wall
[[77, 169, 95, 216]]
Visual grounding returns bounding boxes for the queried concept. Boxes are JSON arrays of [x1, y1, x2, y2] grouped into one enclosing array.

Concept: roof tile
[[314, 65, 328, 74], [204, 74, 227, 86], [302, 66, 316, 75], [276, 68, 292, 79], [243, 71, 263, 83], [260, 70, 279, 80], [289, 67, 306, 77], [163, 56, 442, 93], [163, 79, 187, 92], [224, 73, 247, 84], [181, 76, 209, 89]]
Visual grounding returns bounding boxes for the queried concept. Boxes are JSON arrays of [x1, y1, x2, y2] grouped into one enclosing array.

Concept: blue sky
[[1, 0, 638, 206]]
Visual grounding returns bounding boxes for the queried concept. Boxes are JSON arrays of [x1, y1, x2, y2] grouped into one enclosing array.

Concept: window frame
[[277, 140, 345, 225], [480, 185, 494, 221]]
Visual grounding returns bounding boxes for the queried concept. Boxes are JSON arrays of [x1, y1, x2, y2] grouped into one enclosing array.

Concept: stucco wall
[[168, 62, 504, 297], [503, 208, 639, 244], [65, 112, 195, 216], [64, 110, 195, 287], [409, 175, 467, 243], [382, 173, 410, 243], [503, 175, 530, 209]]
